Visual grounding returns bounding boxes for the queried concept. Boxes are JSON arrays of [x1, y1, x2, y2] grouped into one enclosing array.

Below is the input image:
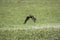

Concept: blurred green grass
[[0, 0, 60, 27], [0, 28, 60, 40], [0, 0, 60, 40]]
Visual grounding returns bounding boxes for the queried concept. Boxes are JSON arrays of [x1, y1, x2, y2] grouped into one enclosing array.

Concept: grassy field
[[0, 0, 60, 40], [0, 0, 60, 27], [0, 28, 60, 40]]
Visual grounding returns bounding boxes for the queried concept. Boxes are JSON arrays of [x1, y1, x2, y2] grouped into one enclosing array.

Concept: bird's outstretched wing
[[31, 17, 36, 23], [24, 17, 30, 24]]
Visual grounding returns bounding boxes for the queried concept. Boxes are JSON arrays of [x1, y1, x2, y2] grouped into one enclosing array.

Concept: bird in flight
[[24, 15, 36, 24]]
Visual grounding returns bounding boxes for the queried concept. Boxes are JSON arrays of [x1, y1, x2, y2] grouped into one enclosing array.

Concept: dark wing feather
[[24, 17, 30, 24]]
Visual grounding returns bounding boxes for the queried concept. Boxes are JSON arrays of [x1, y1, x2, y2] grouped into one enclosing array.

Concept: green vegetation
[[0, 0, 60, 40], [0, 28, 60, 40], [0, 0, 60, 27]]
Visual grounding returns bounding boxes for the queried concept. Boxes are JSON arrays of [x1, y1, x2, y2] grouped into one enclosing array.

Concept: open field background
[[0, 28, 60, 40], [0, 0, 60, 40], [0, 0, 60, 27]]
